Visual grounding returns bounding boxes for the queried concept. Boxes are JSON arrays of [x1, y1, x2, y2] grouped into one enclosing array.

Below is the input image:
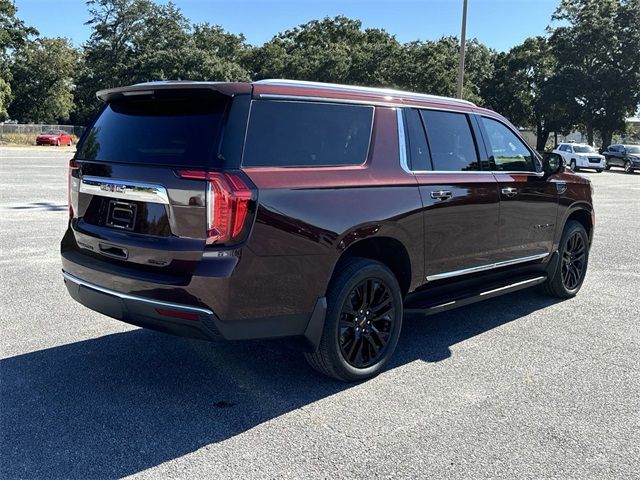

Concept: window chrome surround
[[79, 176, 170, 205], [255, 79, 477, 107], [62, 271, 214, 316], [395, 107, 546, 177], [426, 252, 550, 282]]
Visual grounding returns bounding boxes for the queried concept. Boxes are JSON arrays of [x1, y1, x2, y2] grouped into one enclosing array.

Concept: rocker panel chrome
[[426, 252, 550, 281]]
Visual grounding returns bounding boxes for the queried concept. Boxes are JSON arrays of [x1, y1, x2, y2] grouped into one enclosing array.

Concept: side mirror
[[541, 152, 564, 175]]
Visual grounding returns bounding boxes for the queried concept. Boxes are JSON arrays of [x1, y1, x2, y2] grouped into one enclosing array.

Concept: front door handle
[[501, 187, 518, 198], [430, 190, 453, 201]]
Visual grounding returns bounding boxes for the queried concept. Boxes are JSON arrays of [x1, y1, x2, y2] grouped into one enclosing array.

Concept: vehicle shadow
[[1, 290, 559, 479]]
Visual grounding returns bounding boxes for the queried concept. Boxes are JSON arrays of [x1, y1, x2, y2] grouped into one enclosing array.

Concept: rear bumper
[[62, 269, 327, 350], [63, 270, 224, 341]]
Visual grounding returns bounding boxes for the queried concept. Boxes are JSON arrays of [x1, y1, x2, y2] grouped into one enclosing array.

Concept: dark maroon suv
[[62, 79, 594, 381]]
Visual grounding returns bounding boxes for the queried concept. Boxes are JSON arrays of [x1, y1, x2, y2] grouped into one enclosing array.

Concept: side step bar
[[405, 275, 547, 316]]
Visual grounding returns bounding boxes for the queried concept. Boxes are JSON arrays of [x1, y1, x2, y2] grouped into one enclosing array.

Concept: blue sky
[[15, 0, 561, 52]]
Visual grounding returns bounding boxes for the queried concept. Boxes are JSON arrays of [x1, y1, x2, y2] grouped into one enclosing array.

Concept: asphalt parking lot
[[1, 146, 639, 479]]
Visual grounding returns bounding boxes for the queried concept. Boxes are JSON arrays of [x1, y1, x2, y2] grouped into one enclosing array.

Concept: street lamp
[[456, 0, 468, 99]]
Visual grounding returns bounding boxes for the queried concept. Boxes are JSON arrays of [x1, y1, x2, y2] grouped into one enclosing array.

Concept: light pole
[[456, 0, 468, 99]]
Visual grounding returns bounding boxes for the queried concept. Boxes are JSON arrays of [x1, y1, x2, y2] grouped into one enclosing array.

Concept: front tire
[[542, 220, 589, 298], [304, 257, 403, 382], [570, 159, 578, 171]]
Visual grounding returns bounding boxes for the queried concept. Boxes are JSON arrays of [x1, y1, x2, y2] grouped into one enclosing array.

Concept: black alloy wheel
[[338, 277, 395, 368], [561, 230, 587, 291], [542, 220, 589, 298], [304, 257, 403, 382]]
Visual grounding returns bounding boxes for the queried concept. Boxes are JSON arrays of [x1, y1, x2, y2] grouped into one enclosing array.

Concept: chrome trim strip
[[255, 79, 477, 107], [62, 271, 214, 316], [479, 276, 546, 296], [426, 252, 549, 281], [396, 108, 411, 174], [79, 176, 170, 205], [257, 94, 473, 114], [409, 170, 544, 175]]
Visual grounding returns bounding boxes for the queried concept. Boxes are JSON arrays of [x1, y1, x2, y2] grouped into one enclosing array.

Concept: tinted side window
[[404, 108, 431, 171], [420, 110, 479, 171], [481, 117, 534, 172], [243, 101, 373, 167]]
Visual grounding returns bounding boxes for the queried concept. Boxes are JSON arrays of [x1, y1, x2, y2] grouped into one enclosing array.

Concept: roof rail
[[254, 79, 477, 107]]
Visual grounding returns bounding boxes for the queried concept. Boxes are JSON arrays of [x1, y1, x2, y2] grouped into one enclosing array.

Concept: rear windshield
[[242, 100, 373, 167], [76, 93, 228, 166]]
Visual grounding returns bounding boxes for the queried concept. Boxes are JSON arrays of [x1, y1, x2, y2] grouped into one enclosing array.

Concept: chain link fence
[[0, 124, 85, 137]]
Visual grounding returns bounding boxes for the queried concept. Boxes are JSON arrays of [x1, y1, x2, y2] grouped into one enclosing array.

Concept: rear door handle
[[430, 190, 453, 201], [501, 187, 518, 198]]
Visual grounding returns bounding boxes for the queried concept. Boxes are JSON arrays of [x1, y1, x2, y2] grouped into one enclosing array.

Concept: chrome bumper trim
[[62, 271, 213, 316]]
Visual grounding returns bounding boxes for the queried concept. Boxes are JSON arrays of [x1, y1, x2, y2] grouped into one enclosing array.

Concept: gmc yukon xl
[[61, 79, 594, 381]]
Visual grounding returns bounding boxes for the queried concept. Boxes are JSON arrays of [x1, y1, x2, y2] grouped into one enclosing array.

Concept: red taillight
[[177, 170, 253, 245], [68, 159, 79, 218]]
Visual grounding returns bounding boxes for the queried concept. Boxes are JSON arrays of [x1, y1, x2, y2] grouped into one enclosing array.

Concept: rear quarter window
[[242, 100, 374, 167]]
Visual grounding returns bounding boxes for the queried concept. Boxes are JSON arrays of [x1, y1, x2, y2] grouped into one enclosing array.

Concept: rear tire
[[542, 220, 589, 298], [625, 161, 634, 174], [56, 139, 60, 147], [570, 159, 578, 171], [304, 257, 403, 382]]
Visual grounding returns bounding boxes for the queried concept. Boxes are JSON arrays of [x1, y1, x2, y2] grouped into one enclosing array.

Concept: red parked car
[[36, 130, 73, 146]]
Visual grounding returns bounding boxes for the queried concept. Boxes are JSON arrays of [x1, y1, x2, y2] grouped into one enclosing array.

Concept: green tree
[[482, 37, 577, 150], [394, 37, 494, 104], [550, 0, 640, 146], [248, 16, 401, 87], [0, 0, 38, 120], [74, 0, 249, 124], [8, 37, 78, 123], [0, 0, 37, 54]]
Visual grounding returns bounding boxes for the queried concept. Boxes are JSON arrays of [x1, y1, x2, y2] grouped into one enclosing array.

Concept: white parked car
[[552, 143, 606, 172]]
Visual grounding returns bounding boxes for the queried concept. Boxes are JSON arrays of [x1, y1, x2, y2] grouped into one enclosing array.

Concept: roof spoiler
[[96, 81, 252, 102]]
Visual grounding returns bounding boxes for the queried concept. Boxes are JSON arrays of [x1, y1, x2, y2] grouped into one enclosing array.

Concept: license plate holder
[[106, 200, 137, 231]]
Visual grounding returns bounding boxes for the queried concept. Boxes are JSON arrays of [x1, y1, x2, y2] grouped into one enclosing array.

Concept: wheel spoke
[[371, 295, 392, 317], [366, 335, 380, 356], [371, 325, 389, 346], [352, 338, 364, 365], [346, 336, 359, 359]]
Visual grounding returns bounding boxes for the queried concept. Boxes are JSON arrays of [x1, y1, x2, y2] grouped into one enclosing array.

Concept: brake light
[[68, 159, 79, 218], [177, 170, 253, 245]]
